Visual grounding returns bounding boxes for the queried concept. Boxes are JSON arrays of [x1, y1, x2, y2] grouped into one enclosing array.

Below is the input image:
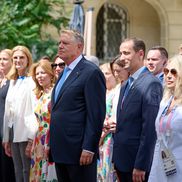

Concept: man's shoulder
[[82, 57, 99, 69], [79, 58, 102, 75], [139, 71, 161, 84]]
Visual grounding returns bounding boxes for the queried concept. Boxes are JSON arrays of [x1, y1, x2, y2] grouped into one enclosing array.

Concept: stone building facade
[[66, 0, 182, 62]]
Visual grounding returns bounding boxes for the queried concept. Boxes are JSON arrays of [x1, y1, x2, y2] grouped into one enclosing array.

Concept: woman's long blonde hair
[[163, 54, 182, 105], [30, 59, 56, 99], [0, 49, 13, 76], [7, 45, 33, 80]]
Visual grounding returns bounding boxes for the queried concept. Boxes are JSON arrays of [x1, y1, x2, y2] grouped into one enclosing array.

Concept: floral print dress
[[97, 89, 116, 182], [30, 91, 57, 182]]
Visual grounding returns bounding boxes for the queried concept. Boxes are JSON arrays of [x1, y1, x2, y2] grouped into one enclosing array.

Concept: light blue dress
[[149, 100, 182, 182]]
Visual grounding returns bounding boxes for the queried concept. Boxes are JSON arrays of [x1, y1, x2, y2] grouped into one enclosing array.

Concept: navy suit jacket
[[113, 69, 163, 172], [50, 57, 106, 164]]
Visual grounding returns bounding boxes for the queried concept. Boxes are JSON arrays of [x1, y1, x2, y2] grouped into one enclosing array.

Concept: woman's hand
[[4, 142, 12, 157], [25, 140, 33, 158], [109, 121, 116, 133], [106, 119, 117, 133]]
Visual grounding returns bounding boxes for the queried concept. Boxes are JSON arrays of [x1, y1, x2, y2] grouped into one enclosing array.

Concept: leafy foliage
[[0, 0, 69, 60]]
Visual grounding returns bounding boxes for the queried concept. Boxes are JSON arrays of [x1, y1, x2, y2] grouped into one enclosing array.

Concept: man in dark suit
[[49, 29, 106, 182], [146, 46, 168, 84], [113, 38, 163, 182]]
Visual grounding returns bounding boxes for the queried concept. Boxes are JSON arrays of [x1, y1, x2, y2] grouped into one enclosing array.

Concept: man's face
[[58, 33, 80, 64], [146, 50, 166, 75], [119, 40, 142, 74]]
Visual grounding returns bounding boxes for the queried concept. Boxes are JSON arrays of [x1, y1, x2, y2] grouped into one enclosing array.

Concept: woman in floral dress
[[98, 63, 117, 182], [29, 60, 57, 182]]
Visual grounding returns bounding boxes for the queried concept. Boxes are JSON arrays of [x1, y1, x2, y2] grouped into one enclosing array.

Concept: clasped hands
[[104, 121, 116, 133]]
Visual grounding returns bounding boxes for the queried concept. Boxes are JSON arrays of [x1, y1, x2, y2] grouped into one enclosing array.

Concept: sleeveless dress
[[30, 91, 57, 182]]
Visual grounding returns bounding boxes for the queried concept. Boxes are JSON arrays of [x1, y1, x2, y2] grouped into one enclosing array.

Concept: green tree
[[0, 0, 69, 60]]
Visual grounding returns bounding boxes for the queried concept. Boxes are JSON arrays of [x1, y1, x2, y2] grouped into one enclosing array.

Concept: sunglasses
[[51, 63, 65, 69], [163, 68, 177, 76]]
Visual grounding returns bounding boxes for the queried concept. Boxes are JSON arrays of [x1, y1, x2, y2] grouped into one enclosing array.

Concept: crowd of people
[[0, 29, 182, 182]]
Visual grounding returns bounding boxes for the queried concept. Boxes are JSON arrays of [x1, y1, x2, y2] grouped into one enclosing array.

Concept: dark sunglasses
[[51, 63, 65, 69], [163, 68, 177, 76]]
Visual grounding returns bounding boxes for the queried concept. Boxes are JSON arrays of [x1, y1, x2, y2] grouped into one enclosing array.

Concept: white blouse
[[3, 77, 38, 143]]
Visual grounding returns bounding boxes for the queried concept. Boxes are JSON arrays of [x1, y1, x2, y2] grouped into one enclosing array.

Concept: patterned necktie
[[54, 67, 70, 101], [121, 76, 134, 109]]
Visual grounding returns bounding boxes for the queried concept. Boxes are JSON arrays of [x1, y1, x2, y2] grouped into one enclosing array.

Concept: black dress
[[0, 80, 15, 182]]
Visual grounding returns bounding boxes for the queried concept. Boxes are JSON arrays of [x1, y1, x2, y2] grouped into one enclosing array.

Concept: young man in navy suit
[[113, 38, 163, 182], [49, 29, 106, 182]]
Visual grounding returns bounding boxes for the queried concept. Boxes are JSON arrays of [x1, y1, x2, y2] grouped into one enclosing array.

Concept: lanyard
[[159, 96, 176, 134]]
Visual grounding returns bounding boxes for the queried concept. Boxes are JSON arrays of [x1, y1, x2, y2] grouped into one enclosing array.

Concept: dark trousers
[[0, 138, 15, 182], [115, 168, 149, 182], [55, 159, 97, 182]]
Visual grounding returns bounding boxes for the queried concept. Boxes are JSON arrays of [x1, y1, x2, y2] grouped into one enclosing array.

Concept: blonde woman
[[0, 49, 15, 181], [149, 55, 182, 181], [29, 60, 57, 182], [0, 49, 13, 139], [3, 45, 37, 182]]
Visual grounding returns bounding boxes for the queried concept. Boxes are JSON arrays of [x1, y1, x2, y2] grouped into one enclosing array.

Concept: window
[[96, 3, 127, 62]]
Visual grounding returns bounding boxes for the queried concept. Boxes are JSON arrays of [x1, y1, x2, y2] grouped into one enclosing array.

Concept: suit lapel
[[123, 71, 150, 109], [117, 81, 127, 119], [121, 78, 138, 109], [58, 66, 81, 96], [52, 59, 84, 109], [51, 72, 63, 106]]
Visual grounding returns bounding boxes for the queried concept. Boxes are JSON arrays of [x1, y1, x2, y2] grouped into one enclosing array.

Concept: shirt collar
[[156, 72, 163, 78], [131, 66, 146, 80], [67, 54, 83, 71]]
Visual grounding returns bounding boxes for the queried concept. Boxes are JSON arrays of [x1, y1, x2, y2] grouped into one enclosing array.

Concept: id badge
[[161, 142, 177, 176]]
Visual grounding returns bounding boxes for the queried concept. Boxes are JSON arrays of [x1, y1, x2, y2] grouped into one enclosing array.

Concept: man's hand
[[132, 168, 146, 182], [79, 150, 94, 166]]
